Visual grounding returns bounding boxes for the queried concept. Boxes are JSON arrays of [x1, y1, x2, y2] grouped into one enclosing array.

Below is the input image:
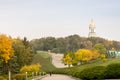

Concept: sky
[[0, 0, 120, 41]]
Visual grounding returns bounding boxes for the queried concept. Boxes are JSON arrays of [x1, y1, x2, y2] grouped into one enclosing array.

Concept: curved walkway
[[50, 53, 68, 68], [34, 53, 80, 80], [40, 74, 80, 80]]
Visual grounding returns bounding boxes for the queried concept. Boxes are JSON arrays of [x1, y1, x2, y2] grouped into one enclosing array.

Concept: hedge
[[104, 63, 120, 79], [79, 66, 106, 80]]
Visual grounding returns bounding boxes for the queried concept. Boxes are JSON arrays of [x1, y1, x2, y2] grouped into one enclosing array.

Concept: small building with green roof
[[107, 50, 120, 58]]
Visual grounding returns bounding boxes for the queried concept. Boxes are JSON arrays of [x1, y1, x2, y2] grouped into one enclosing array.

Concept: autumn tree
[[0, 34, 14, 63], [0, 34, 14, 74], [63, 52, 74, 67], [75, 49, 92, 64], [91, 50, 100, 59], [100, 54, 106, 62]]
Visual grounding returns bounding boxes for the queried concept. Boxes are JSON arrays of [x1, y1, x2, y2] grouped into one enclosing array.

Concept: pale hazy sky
[[0, 0, 120, 41]]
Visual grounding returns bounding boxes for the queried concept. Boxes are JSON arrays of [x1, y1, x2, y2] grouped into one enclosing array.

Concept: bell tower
[[88, 19, 96, 37]]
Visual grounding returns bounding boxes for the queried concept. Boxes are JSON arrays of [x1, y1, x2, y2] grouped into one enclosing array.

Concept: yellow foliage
[[20, 63, 41, 75], [63, 49, 101, 66], [100, 54, 106, 62], [75, 49, 100, 62], [91, 50, 100, 59], [75, 49, 92, 62], [0, 34, 14, 63], [63, 53, 72, 67]]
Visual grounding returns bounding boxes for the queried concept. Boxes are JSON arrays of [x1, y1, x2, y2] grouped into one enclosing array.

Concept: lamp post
[[8, 70, 11, 80], [32, 72, 34, 80], [26, 72, 28, 80]]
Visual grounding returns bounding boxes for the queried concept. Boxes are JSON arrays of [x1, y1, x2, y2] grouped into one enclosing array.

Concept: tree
[[43, 37, 56, 51], [0, 34, 14, 63], [65, 35, 81, 52], [93, 43, 106, 54], [22, 37, 30, 48], [63, 52, 74, 67], [54, 38, 67, 53], [12, 38, 34, 73], [12, 39, 26, 68], [22, 37, 34, 65], [0, 34, 14, 74], [75, 49, 92, 64], [91, 50, 100, 59], [100, 54, 106, 62]]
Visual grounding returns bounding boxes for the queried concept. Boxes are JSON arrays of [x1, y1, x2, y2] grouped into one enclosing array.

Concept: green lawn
[[31, 51, 56, 72], [36, 51, 50, 58], [51, 57, 120, 78], [64, 58, 120, 72]]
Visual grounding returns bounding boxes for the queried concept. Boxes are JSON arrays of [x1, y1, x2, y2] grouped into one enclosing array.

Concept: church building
[[88, 19, 96, 37]]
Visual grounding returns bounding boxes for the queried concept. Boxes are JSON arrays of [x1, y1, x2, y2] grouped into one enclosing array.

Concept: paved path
[[40, 74, 80, 80], [50, 53, 68, 68], [35, 53, 79, 80]]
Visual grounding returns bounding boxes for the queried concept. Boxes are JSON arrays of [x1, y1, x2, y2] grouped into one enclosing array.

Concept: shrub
[[40, 72, 47, 76], [20, 63, 41, 76], [79, 66, 106, 80], [12, 74, 26, 80], [104, 63, 120, 79]]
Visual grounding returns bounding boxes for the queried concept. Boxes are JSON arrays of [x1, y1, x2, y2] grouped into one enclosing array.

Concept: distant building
[[107, 50, 120, 58], [88, 19, 96, 37]]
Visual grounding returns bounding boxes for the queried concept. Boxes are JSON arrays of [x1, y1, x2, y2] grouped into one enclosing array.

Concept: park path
[[34, 53, 80, 80], [50, 53, 68, 68], [40, 74, 80, 80]]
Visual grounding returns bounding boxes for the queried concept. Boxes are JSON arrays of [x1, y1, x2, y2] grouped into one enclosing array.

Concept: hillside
[[31, 50, 120, 79], [52, 58, 120, 78], [31, 51, 56, 72], [30, 34, 120, 53], [31, 51, 120, 73]]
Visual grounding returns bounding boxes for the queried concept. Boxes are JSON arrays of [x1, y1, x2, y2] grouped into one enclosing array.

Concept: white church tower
[[88, 19, 96, 37]]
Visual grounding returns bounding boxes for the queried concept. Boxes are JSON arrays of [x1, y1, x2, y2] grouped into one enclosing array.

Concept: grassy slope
[[56, 58, 120, 74], [73, 58, 120, 71], [31, 51, 120, 77], [31, 51, 56, 72]]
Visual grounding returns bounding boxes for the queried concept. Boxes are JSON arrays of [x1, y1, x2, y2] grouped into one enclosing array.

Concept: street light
[[8, 70, 11, 80], [32, 72, 34, 80], [26, 72, 28, 80]]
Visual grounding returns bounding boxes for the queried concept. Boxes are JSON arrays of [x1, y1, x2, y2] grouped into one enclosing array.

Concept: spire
[[89, 19, 95, 29], [88, 19, 96, 37]]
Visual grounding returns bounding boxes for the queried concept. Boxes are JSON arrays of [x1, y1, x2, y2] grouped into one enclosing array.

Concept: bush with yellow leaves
[[20, 63, 41, 76]]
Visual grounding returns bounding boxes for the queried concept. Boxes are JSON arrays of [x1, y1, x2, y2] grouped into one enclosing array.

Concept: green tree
[[30, 34, 120, 53], [54, 38, 67, 53], [43, 37, 56, 51], [12, 39, 26, 68], [22, 37, 34, 65], [12, 38, 34, 73], [93, 43, 106, 54], [65, 35, 81, 52]]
